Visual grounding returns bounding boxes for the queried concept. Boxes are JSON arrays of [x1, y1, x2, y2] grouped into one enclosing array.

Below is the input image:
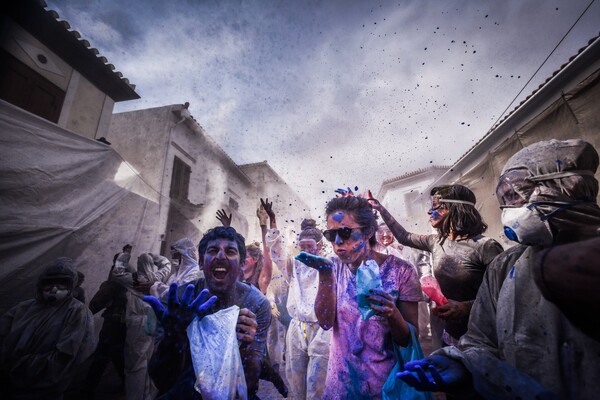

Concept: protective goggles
[[323, 226, 364, 242]]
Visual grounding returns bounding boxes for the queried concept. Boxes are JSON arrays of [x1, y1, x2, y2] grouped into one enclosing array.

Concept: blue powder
[[509, 265, 516, 279], [333, 211, 344, 222]]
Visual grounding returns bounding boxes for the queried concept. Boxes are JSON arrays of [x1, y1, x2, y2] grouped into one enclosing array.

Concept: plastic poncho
[[440, 139, 600, 399], [151, 237, 203, 299], [0, 258, 96, 399]]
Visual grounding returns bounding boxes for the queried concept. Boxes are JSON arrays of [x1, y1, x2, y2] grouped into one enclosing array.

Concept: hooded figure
[[110, 252, 171, 400], [0, 258, 96, 400], [398, 139, 600, 400], [150, 237, 203, 299], [497, 138, 600, 245]]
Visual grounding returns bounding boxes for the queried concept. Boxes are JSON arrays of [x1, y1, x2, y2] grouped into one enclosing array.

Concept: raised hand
[[335, 187, 355, 197], [396, 354, 470, 392], [143, 282, 217, 334], [257, 205, 269, 226], [295, 251, 333, 273], [260, 198, 275, 220], [236, 308, 258, 343], [367, 190, 383, 212], [216, 209, 232, 227]]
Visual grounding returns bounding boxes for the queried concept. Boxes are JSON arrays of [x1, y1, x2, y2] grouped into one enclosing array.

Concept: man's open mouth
[[212, 267, 229, 280]]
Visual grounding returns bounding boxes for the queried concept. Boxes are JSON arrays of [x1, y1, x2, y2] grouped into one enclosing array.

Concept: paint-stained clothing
[[149, 280, 271, 399], [267, 228, 332, 399], [396, 233, 503, 340], [323, 255, 422, 400], [439, 244, 600, 399]]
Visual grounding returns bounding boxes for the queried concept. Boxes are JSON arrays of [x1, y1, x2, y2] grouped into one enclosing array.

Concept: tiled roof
[[381, 165, 451, 186], [5, 0, 139, 101]]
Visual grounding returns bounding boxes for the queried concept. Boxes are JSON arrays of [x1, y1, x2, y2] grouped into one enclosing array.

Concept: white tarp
[[0, 101, 160, 314]]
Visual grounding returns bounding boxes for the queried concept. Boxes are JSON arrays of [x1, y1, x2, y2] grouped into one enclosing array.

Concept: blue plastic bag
[[356, 259, 383, 320], [381, 323, 432, 400]]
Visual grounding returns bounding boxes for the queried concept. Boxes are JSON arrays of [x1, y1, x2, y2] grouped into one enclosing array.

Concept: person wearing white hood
[[150, 237, 204, 300], [397, 139, 600, 400], [111, 252, 171, 400]]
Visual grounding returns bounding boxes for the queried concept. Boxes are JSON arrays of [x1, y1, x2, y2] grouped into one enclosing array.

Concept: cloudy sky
[[46, 0, 599, 216]]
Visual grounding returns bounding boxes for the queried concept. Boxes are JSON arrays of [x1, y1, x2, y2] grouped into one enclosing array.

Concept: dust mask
[[501, 205, 553, 246], [42, 287, 70, 303]]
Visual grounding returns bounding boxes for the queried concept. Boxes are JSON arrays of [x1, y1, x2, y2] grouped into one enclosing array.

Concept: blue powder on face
[[431, 210, 442, 221], [333, 212, 344, 222]]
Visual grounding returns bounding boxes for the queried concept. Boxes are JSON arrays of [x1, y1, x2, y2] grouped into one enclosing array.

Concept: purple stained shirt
[[322, 255, 422, 399]]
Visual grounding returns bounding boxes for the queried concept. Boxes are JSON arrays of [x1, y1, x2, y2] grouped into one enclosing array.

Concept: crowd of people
[[1, 138, 599, 400]]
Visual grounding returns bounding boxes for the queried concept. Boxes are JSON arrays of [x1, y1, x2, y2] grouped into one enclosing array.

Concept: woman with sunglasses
[[296, 195, 422, 399], [368, 185, 503, 348]]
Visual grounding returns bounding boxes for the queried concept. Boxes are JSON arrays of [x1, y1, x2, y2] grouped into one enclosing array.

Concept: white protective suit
[[440, 139, 600, 399], [266, 228, 331, 400], [150, 237, 203, 300]]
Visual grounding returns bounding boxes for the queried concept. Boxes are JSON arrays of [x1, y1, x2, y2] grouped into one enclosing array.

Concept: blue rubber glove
[[396, 355, 470, 392], [295, 251, 333, 273], [143, 282, 217, 334]]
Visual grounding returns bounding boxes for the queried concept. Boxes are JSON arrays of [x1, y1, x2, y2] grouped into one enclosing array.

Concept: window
[[0, 49, 65, 123], [170, 156, 191, 200], [229, 197, 239, 211]]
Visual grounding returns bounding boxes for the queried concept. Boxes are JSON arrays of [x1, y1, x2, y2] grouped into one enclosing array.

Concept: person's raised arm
[[368, 191, 429, 251], [257, 201, 273, 294], [264, 218, 293, 282], [295, 252, 336, 330]]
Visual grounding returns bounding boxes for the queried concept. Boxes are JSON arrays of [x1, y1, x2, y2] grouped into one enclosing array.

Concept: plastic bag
[[420, 275, 448, 306], [356, 259, 383, 320], [382, 323, 433, 400], [187, 305, 247, 400]]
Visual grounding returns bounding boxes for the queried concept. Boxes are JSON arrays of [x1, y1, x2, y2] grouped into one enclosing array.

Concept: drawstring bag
[[382, 323, 432, 400], [187, 305, 247, 400], [356, 259, 383, 320]]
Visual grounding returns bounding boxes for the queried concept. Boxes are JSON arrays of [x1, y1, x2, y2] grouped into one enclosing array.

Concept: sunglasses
[[323, 226, 364, 242]]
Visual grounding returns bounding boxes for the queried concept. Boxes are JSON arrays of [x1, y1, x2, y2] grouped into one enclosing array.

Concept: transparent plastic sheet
[[0, 102, 160, 314], [187, 305, 247, 400]]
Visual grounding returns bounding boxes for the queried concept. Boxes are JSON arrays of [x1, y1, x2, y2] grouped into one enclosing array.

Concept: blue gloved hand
[[143, 282, 217, 334], [396, 354, 470, 392], [295, 251, 333, 273]]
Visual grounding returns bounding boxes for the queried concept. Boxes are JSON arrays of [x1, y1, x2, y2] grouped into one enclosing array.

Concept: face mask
[[501, 205, 553, 246], [42, 288, 70, 303]]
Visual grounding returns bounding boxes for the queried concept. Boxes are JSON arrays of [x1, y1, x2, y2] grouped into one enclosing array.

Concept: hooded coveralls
[[0, 258, 96, 400]]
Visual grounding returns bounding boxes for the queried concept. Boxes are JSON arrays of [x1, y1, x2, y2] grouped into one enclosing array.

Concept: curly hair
[[431, 185, 488, 244], [198, 226, 246, 263], [325, 196, 378, 246]]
